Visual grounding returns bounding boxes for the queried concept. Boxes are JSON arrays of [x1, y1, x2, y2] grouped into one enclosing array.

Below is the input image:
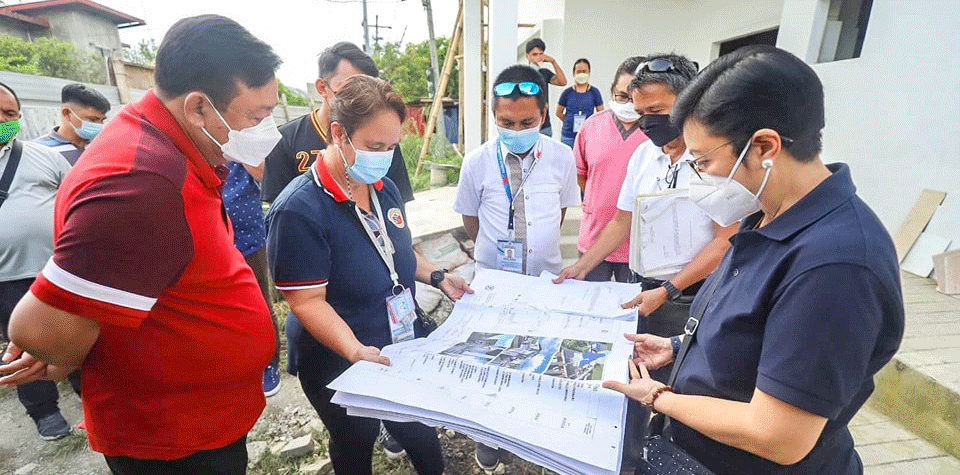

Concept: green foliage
[[0, 35, 106, 82], [278, 80, 309, 107], [401, 132, 461, 193], [123, 38, 158, 66], [373, 37, 459, 102]]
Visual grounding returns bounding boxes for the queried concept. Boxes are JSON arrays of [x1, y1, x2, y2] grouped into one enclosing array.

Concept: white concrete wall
[[45, 9, 122, 52], [778, 0, 960, 246]]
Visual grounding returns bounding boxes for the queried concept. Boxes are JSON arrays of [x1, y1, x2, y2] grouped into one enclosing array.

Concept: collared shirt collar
[[48, 127, 75, 146], [742, 163, 855, 242], [311, 154, 383, 203], [138, 90, 224, 190], [498, 137, 542, 165]]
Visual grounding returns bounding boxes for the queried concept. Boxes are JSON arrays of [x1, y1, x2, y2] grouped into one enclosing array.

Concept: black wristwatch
[[671, 335, 682, 360], [661, 280, 682, 302], [430, 269, 448, 289]]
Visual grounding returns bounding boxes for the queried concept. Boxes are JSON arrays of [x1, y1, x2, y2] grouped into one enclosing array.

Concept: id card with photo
[[386, 287, 417, 343], [573, 112, 587, 133], [496, 239, 524, 274]]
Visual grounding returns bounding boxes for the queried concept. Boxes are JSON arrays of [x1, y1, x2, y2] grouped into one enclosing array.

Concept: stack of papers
[[630, 189, 713, 279], [329, 269, 640, 475]]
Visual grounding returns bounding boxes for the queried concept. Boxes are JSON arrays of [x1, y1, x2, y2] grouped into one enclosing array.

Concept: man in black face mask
[[555, 54, 738, 381]]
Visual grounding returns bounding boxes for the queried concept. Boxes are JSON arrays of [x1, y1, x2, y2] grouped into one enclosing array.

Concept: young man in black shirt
[[261, 42, 414, 203], [524, 38, 567, 137]]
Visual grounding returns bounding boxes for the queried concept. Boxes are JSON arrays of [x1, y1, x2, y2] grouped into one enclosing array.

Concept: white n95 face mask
[[608, 99, 639, 122], [201, 96, 282, 167], [688, 139, 772, 227]]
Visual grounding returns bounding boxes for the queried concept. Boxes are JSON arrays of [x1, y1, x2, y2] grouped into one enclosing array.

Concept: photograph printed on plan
[[440, 332, 612, 381]]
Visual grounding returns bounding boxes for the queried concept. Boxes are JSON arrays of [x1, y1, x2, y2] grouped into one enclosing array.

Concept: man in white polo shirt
[[456, 65, 579, 279], [556, 54, 737, 380], [454, 64, 579, 473]]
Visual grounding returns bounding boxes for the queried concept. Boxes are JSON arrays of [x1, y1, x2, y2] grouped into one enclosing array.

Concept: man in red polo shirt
[[0, 15, 281, 474]]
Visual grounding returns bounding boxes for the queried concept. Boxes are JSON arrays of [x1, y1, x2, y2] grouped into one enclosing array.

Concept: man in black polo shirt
[[524, 38, 567, 137], [261, 42, 413, 204]]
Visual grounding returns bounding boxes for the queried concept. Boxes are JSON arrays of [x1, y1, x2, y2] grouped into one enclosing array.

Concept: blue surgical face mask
[[497, 120, 541, 155], [70, 110, 104, 141], [339, 134, 394, 184]]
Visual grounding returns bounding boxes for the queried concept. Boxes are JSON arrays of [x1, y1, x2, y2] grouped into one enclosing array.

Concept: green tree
[[33, 37, 83, 79], [373, 37, 458, 102], [123, 38, 158, 66], [0, 36, 39, 75], [277, 80, 309, 106]]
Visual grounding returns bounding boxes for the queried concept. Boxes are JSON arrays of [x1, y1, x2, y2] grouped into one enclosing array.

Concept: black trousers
[[104, 435, 247, 475], [582, 260, 634, 283], [297, 340, 445, 475], [1, 278, 82, 421], [634, 276, 696, 383], [243, 247, 281, 366]]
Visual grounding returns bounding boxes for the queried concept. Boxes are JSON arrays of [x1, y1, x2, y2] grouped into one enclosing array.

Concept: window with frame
[[817, 0, 873, 62]]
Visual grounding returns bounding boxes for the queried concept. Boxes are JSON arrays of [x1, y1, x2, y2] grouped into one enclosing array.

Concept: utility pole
[[422, 0, 442, 96], [362, 0, 370, 52], [371, 15, 392, 49]]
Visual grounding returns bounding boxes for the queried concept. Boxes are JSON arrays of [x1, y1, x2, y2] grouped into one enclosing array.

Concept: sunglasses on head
[[634, 58, 699, 76], [493, 81, 541, 97]]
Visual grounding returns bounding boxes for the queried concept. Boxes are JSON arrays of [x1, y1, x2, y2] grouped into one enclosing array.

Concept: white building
[[462, 0, 960, 246]]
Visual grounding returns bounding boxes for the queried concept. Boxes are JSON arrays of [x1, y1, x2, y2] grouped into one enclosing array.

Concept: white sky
[[95, 0, 459, 92]]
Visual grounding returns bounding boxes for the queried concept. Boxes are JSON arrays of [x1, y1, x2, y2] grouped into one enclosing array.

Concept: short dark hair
[[525, 38, 546, 54], [329, 75, 406, 139], [671, 45, 824, 161], [491, 65, 547, 112], [154, 15, 282, 110], [573, 58, 590, 73], [62, 83, 110, 114], [318, 42, 379, 80], [628, 53, 698, 96], [0, 81, 19, 109], [611, 56, 645, 95]]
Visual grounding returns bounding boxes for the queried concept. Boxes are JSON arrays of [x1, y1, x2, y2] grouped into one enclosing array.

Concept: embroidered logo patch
[[388, 208, 405, 228]]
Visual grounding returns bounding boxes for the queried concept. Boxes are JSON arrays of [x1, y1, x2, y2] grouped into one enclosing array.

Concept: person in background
[[556, 58, 604, 148], [266, 75, 470, 475], [222, 161, 284, 397], [524, 38, 567, 137], [454, 65, 579, 473], [261, 42, 413, 204], [555, 54, 736, 383], [260, 41, 414, 456], [571, 56, 648, 282], [604, 45, 904, 475], [0, 81, 77, 441], [0, 15, 280, 474], [35, 83, 110, 165]]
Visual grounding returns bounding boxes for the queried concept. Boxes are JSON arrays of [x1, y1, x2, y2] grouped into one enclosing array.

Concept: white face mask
[[574, 72, 590, 85], [201, 96, 282, 167], [608, 99, 639, 122], [688, 139, 772, 227]]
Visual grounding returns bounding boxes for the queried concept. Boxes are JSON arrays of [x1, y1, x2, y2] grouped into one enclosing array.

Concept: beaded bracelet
[[643, 385, 674, 413]]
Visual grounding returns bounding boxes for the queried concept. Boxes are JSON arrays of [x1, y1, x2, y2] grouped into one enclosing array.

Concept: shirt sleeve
[[592, 87, 604, 107], [756, 264, 892, 419], [453, 151, 482, 217], [260, 130, 292, 202], [266, 206, 331, 290], [558, 88, 571, 107], [616, 145, 644, 212], [540, 68, 555, 85], [30, 172, 193, 328], [558, 147, 581, 208], [574, 125, 588, 177], [387, 147, 415, 203]]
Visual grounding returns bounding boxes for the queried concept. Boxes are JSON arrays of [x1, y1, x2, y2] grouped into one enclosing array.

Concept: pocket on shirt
[[526, 183, 563, 212]]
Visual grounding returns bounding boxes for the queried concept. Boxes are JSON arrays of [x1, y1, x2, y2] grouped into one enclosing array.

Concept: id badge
[[496, 239, 524, 274], [386, 287, 417, 343], [573, 112, 587, 133]]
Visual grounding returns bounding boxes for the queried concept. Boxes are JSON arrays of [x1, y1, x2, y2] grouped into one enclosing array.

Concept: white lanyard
[[354, 188, 401, 290]]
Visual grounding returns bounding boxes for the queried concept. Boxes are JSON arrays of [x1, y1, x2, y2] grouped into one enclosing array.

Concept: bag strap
[[0, 139, 24, 209], [666, 255, 727, 387]]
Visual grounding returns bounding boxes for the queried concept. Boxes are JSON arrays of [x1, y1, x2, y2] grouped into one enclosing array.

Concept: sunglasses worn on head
[[494, 81, 541, 97], [634, 58, 699, 76]]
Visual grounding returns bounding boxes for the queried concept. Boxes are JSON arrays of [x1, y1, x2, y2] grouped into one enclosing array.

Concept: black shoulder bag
[[634, 261, 726, 475], [0, 139, 24, 210]]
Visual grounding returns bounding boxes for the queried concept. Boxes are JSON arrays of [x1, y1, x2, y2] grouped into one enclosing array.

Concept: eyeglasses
[[634, 58, 699, 77], [687, 135, 796, 177], [613, 92, 632, 104], [494, 81, 541, 97]]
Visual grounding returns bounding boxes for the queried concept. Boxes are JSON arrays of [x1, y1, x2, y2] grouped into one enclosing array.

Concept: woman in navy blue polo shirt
[[603, 46, 904, 474], [266, 75, 470, 475]]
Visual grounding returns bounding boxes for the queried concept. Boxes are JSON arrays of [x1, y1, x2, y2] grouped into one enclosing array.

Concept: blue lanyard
[[495, 139, 541, 232]]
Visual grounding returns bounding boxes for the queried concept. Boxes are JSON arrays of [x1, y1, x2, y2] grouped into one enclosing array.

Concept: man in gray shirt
[[0, 81, 76, 440]]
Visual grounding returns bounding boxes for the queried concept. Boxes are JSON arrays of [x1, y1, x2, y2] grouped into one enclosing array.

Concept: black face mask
[[639, 114, 680, 147]]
